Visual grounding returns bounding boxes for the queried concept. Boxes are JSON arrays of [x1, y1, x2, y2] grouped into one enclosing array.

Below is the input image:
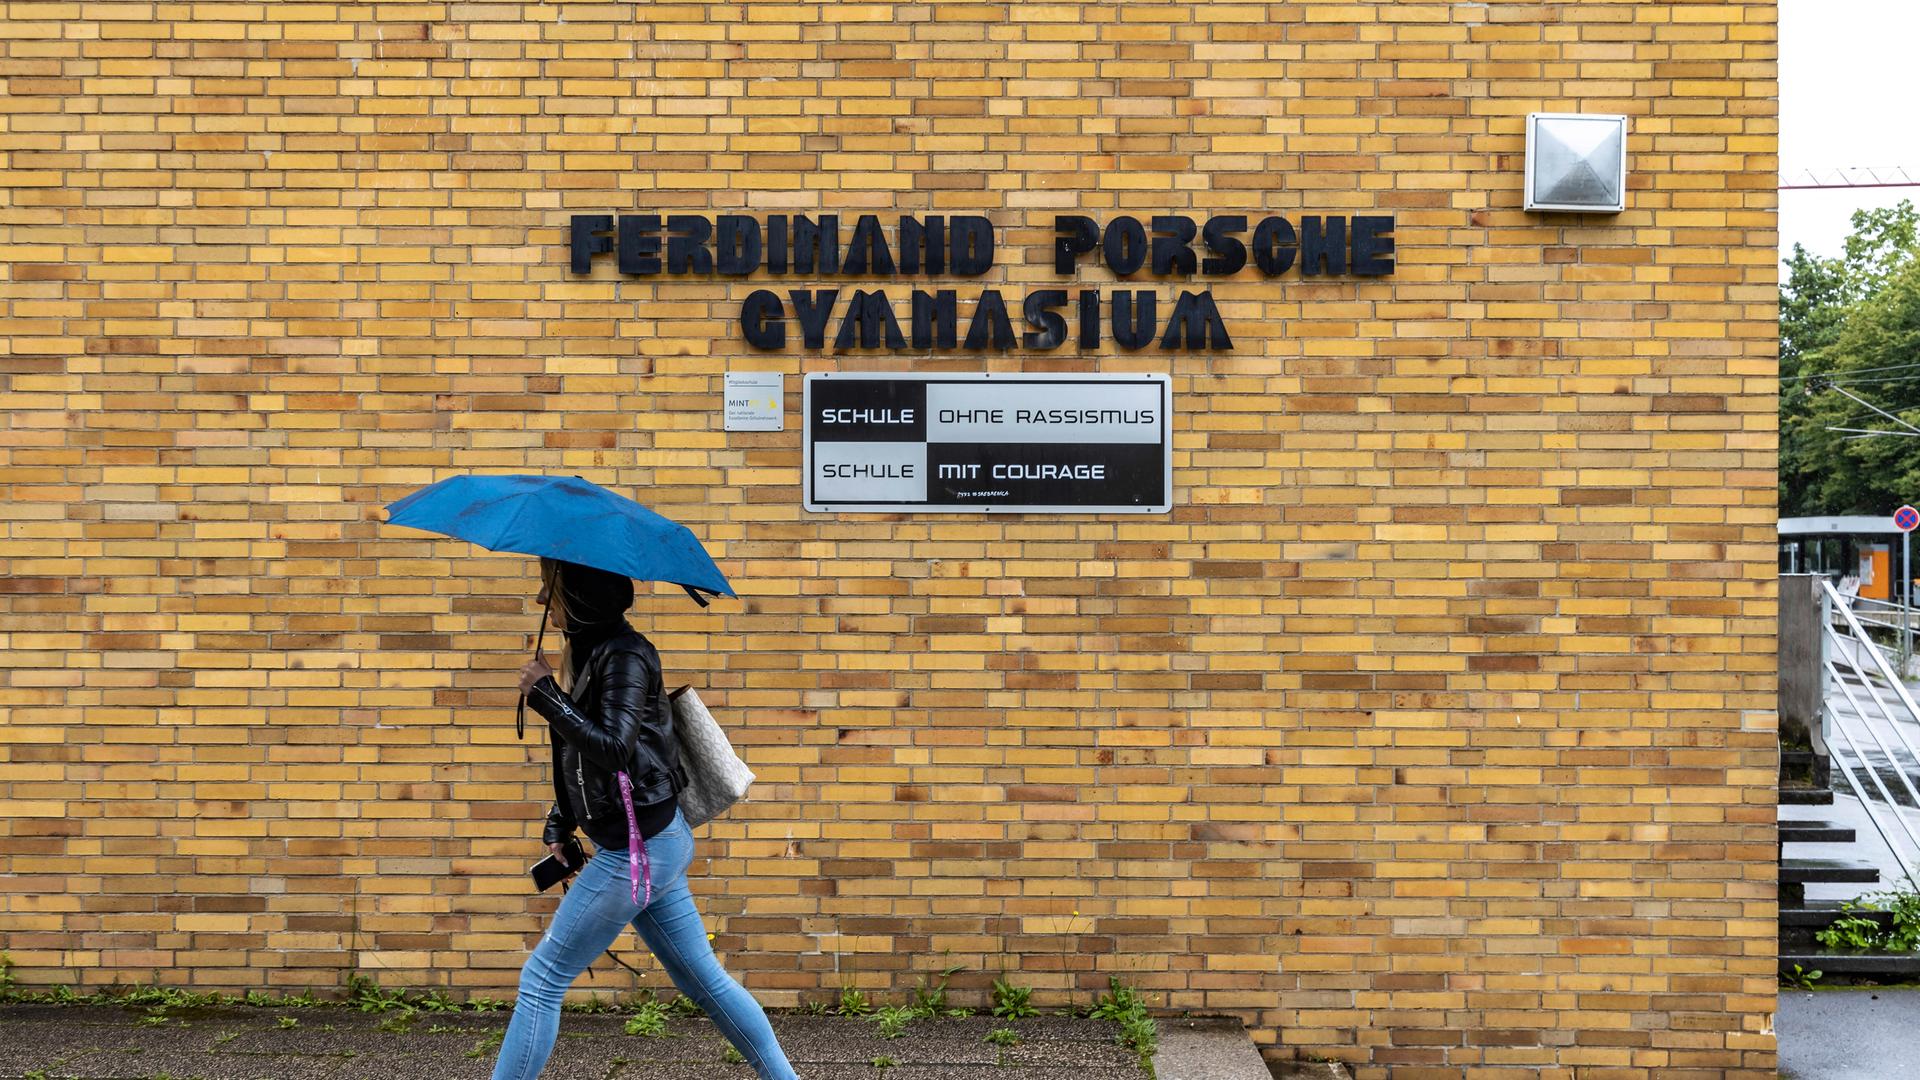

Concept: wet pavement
[[0, 1002, 1271, 1080], [1779, 988, 1920, 1079]]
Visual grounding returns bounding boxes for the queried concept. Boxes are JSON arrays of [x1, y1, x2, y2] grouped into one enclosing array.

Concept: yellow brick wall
[[0, 2, 1779, 1076]]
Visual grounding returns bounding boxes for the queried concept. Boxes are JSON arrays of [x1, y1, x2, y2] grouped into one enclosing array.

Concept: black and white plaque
[[803, 373, 1172, 513]]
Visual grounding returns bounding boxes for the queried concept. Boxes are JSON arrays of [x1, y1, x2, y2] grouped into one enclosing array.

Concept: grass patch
[[1783, 963, 1823, 990], [836, 985, 873, 1017], [989, 979, 1037, 1021], [465, 1028, 506, 1060], [1817, 889, 1920, 952], [622, 998, 672, 1038], [375, 1008, 419, 1034], [1091, 976, 1158, 1077], [908, 962, 966, 1018], [872, 1004, 916, 1039], [345, 974, 410, 1014]]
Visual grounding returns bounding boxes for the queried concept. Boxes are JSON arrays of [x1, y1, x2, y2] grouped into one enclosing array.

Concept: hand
[[548, 842, 570, 868], [517, 653, 554, 695]]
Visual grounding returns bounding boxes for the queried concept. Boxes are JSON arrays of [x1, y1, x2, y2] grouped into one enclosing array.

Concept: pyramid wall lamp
[[1524, 113, 1628, 213]]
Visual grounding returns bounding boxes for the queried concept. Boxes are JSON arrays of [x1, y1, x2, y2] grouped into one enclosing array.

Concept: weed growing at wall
[[1816, 889, 1920, 952], [1784, 964, 1824, 990], [0, 960, 642, 1018], [465, 1028, 506, 1059], [836, 985, 873, 1017], [873, 1004, 917, 1039], [909, 960, 967, 1017], [990, 979, 1037, 1020], [1090, 977, 1158, 1077], [622, 998, 672, 1037]]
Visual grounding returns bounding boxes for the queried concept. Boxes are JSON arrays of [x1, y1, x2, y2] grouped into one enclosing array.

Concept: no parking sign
[[1895, 507, 1920, 609]]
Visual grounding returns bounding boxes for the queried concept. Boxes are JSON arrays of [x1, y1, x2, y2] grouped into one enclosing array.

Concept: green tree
[[1781, 201, 1920, 515]]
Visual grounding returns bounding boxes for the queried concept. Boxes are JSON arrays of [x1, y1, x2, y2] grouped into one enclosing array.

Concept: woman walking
[[492, 557, 800, 1080]]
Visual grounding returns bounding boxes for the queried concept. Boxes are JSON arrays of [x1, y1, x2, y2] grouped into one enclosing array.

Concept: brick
[[0, 3, 1779, 1078]]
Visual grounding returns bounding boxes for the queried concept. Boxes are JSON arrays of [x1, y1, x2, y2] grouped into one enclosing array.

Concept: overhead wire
[[1803, 373, 1920, 388], [1783, 360, 1920, 382]]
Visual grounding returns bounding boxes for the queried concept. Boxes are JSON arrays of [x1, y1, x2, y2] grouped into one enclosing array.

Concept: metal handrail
[[1826, 582, 1920, 768], [1816, 579, 1920, 894], [1818, 654, 1920, 891], [1835, 594, 1914, 672], [1829, 721, 1920, 893], [1822, 625, 1920, 812]]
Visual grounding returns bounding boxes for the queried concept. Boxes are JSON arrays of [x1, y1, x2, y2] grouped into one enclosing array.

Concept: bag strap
[[664, 685, 690, 795]]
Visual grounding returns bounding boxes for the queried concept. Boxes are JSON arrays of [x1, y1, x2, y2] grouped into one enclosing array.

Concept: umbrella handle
[[519, 593, 552, 740]]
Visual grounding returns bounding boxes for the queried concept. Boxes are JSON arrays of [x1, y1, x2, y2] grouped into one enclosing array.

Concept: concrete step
[[1782, 786, 1836, 806], [1781, 901, 1889, 927], [1781, 858, 1881, 885], [1780, 904, 1900, 949], [1779, 859, 1880, 905], [1782, 750, 1831, 788], [1781, 951, 1920, 983], [1778, 819, 1857, 845], [1153, 1016, 1336, 1080]]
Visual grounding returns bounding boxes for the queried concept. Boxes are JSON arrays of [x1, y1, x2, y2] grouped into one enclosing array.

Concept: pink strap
[[616, 771, 652, 907]]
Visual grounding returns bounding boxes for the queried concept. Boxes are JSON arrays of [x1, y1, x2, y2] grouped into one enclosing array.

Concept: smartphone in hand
[[530, 839, 586, 892]]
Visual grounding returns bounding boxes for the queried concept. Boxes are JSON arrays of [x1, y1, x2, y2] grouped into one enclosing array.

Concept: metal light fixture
[[1524, 113, 1627, 213]]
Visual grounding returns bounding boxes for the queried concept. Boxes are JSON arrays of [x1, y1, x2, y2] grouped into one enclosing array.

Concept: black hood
[[555, 560, 634, 636]]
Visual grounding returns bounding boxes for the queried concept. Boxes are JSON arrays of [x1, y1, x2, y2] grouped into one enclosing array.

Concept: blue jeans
[[492, 807, 799, 1080]]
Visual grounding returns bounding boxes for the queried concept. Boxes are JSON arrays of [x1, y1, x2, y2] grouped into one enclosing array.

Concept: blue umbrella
[[383, 474, 734, 734], [385, 474, 734, 599]]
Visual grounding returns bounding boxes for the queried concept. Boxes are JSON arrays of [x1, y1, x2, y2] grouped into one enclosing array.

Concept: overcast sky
[[1779, 0, 1920, 258]]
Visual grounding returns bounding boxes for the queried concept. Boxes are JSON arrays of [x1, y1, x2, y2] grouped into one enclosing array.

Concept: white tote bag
[[668, 686, 756, 828]]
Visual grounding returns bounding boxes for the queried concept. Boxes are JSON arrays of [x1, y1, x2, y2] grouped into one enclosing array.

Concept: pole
[[1905, 528, 1911, 670]]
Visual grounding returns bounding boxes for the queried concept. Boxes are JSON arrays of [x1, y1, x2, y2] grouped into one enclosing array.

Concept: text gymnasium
[[569, 211, 1396, 353]]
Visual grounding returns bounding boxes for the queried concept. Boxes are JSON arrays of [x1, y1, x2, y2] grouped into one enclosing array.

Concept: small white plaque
[[724, 371, 784, 432]]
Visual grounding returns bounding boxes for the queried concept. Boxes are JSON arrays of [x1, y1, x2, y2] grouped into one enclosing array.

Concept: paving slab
[[0, 1005, 137, 1026], [32, 1018, 244, 1054], [542, 1037, 653, 1080], [0, 1037, 88, 1080], [552, 1032, 737, 1069], [878, 1069, 1143, 1080], [773, 1019, 999, 1066], [222, 1019, 447, 1056], [1152, 1017, 1272, 1080], [0, 1002, 1234, 1080], [1780, 987, 1920, 1080], [607, 1067, 755, 1080], [50, 1049, 346, 1080], [328, 1043, 503, 1080]]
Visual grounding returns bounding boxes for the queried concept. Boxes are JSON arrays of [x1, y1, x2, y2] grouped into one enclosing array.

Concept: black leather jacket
[[526, 626, 684, 851]]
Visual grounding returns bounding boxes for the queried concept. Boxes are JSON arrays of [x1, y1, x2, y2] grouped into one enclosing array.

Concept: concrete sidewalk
[[0, 1002, 1286, 1080], [1779, 988, 1920, 1080]]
